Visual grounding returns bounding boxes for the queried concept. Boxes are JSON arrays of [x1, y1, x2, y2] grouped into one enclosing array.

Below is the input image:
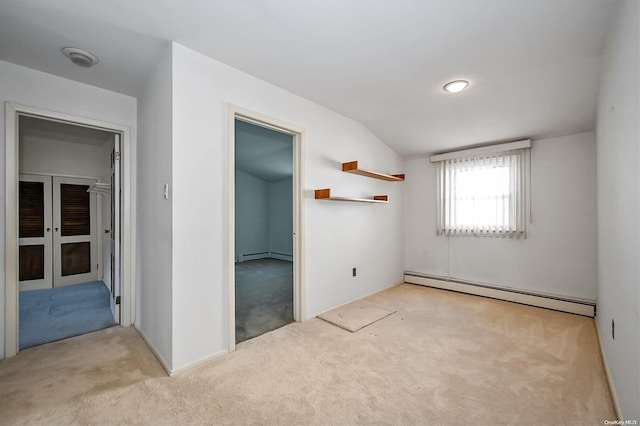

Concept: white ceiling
[[0, 0, 616, 157]]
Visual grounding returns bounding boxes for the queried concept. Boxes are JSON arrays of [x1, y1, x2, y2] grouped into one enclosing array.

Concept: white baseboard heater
[[270, 252, 293, 262], [240, 252, 270, 262], [239, 252, 293, 262], [404, 271, 595, 317]]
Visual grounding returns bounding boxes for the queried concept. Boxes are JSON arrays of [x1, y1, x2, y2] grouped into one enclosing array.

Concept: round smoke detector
[[61, 47, 99, 68]]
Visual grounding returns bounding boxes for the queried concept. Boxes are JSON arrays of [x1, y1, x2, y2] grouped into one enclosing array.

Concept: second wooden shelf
[[315, 188, 388, 203]]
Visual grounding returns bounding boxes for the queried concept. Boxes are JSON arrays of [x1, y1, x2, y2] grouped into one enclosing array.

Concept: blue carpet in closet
[[19, 281, 115, 350]]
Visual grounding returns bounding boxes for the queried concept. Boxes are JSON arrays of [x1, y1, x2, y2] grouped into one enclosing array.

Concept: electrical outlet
[[352, 267, 357, 277], [612, 319, 615, 340]]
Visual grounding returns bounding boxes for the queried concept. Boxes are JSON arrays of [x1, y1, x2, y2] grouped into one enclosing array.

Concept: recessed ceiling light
[[443, 80, 469, 94], [62, 47, 99, 68]]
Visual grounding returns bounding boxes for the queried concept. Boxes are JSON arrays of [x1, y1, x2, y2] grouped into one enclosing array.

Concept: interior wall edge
[[135, 42, 173, 368], [170, 348, 229, 376], [134, 325, 171, 376]]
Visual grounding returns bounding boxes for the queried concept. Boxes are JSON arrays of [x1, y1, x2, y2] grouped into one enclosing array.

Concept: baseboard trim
[[134, 326, 171, 376], [135, 326, 230, 376], [404, 272, 595, 317], [594, 320, 622, 420], [171, 350, 229, 375]]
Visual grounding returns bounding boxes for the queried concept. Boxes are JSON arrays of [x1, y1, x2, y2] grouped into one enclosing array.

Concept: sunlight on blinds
[[436, 149, 528, 238]]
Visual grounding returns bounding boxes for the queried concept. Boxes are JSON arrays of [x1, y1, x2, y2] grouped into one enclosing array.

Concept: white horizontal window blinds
[[433, 140, 530, 238]]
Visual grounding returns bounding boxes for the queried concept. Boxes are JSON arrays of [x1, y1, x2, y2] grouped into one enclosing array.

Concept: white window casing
[[432, 140, 531, 238]]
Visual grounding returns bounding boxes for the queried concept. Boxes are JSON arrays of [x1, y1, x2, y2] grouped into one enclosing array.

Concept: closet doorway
[[16, 115, 121, 350], [19, 174, 99, 290], [228, 106, 305, 350]]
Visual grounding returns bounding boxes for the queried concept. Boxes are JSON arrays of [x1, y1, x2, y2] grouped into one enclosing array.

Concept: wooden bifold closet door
[[19, 175, 98, 290], [18, 175, 53, 291]]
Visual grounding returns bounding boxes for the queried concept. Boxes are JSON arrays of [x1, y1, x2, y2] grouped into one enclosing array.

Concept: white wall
[[19, 137, 104, 178], [269, 178, 293, 257], [235, 170, 269, 260], [405, 132, 597, 300], [595, 0, 639, 418], [0, 59, 136, 359], [136, 46, 173, 367], [235, 172, 292, 261], [169, 42, 404, 370]]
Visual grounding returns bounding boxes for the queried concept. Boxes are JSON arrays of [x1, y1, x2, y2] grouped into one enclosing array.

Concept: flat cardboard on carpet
[[318, 300, 395, 332]]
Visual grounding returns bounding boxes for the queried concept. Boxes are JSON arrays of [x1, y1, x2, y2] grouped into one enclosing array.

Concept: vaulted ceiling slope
[[0, 0, 616, 156]]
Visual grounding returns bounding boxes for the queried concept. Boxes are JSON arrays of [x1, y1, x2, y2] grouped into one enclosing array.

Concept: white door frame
[[111, 133, 122, 324], [227, 104, 306, 353], [4, 102, 135, 358]]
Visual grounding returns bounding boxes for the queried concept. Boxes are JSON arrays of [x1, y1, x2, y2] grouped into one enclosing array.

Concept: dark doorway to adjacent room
[[234, 119, 294, 343]]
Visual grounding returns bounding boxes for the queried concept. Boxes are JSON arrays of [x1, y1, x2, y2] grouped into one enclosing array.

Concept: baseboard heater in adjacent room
[[404, 272, 595, 317], [239, 252, 294, 262], [240, 252, 270, 262], [270, 252, 293, 262]]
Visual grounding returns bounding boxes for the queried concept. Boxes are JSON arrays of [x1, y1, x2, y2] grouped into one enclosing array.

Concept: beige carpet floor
[[0, 284, 615, 425]]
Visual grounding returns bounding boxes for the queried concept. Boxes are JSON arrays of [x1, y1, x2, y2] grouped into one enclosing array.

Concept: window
[[432, 141, 530, 238]]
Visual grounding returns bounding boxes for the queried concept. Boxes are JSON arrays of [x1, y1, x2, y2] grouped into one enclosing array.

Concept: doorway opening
[[4, 103, 132, 358], [16, 115, 121, 349], [228, 106, 305, 351], [234, 120, 294, 343]]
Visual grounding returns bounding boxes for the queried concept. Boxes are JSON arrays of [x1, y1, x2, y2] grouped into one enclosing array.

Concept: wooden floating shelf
[[342, 161, 405, 182], [314, 188, 388, 203]]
